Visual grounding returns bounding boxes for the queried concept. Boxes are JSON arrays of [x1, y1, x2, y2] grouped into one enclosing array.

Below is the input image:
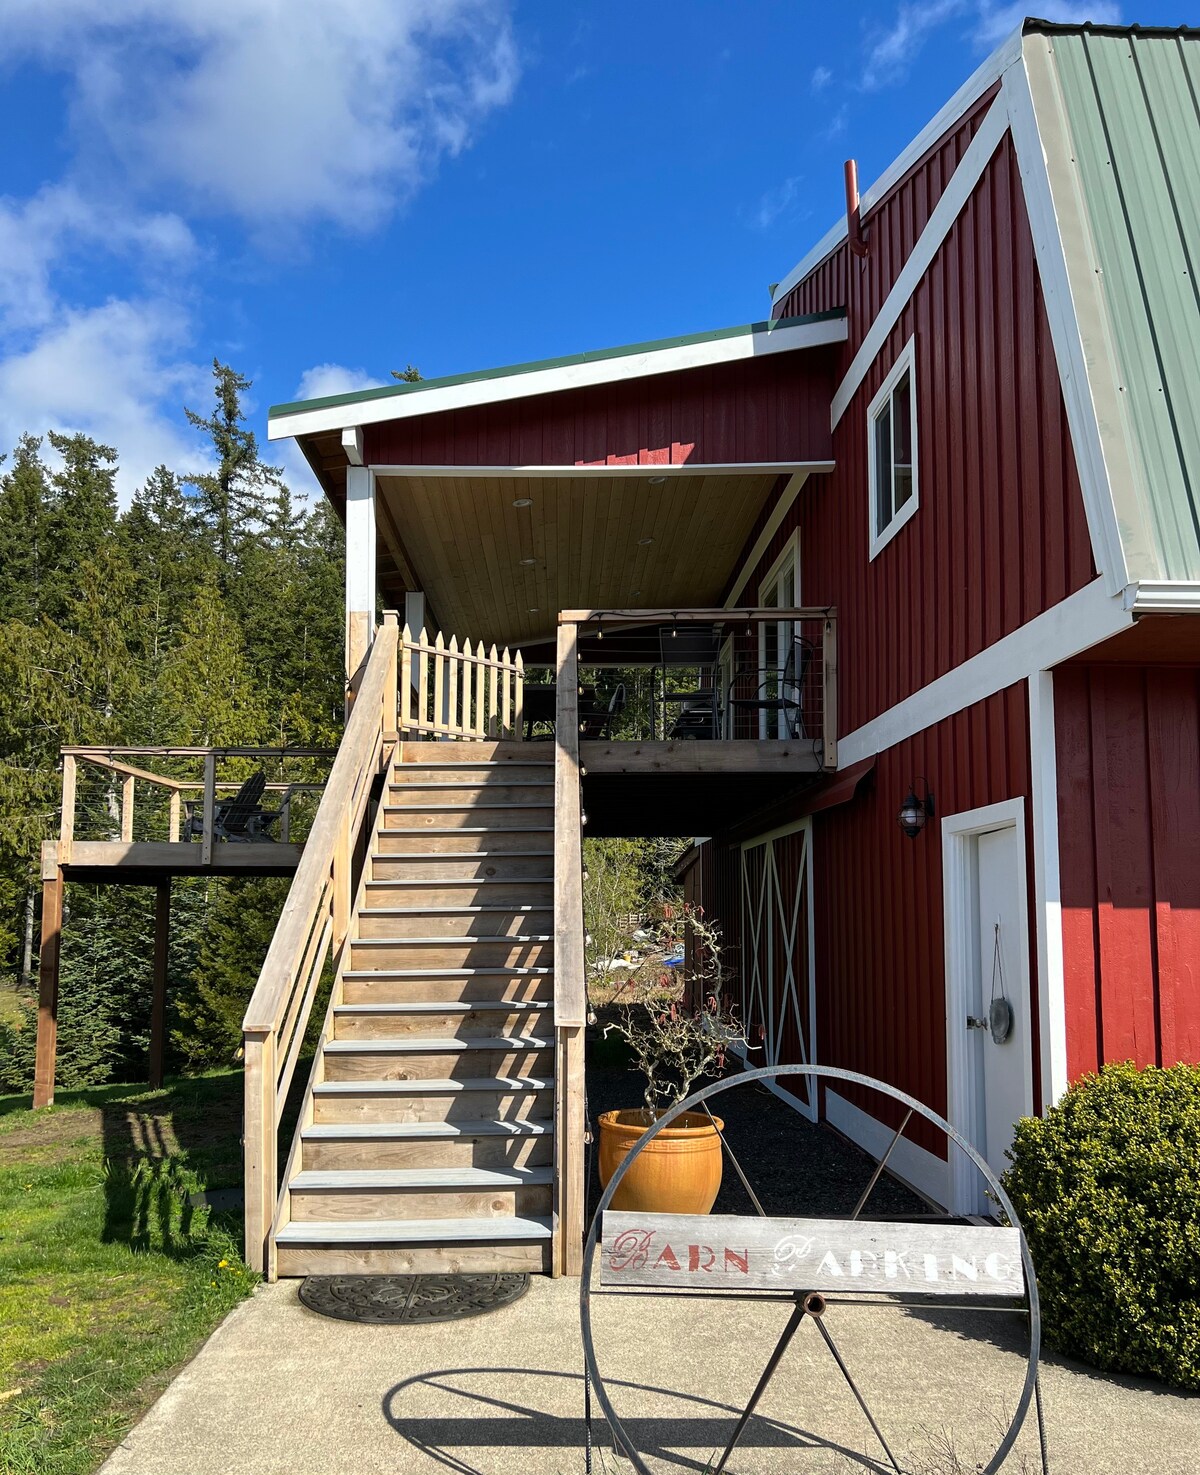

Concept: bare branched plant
[[603, 903, 745, 1120]]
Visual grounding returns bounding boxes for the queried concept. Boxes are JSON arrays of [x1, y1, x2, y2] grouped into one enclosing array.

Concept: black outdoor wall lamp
[[897, 778, 934, 838]]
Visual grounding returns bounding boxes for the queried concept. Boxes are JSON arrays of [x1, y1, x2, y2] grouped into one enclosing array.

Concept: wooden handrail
[[241, 615, 399, 1273]]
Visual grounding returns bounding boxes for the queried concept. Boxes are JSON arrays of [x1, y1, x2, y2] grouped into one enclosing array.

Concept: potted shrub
[[597, 906, 744, 1214]]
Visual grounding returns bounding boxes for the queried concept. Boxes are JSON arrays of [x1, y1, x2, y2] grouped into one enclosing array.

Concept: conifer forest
[[0, 363, 346, 1091]]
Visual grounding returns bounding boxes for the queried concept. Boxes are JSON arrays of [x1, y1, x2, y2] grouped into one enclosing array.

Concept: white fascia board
[[1124, 580, 1200, 613], [837, 576, 1132, 767], [268, 316, 848, 443], [1028, 670, 1069, 1110], [770, 25, 1024, 311], [371, 461, 834, 479], [831, 101, 1010, 429]]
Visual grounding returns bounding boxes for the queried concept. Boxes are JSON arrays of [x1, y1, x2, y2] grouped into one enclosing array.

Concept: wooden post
[[59, 755, 77, 865], [168, 789, 181, 842], [399, 625, 413, 736], [148, 882, 171, 1090], [332, 812, 350, 950], [200, 752, 217, 866], [382, 610, 399, 744], [822, 611, 838, 770], [32, 863, 64, 1110], [344, 465, 377, 715], [120, 773, 135, 841], [243, 1030, 277, 1276], [553, 620, 587, 1276]]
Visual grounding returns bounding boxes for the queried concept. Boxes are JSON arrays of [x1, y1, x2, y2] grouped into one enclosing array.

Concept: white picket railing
[[398, 625, 525, 740]]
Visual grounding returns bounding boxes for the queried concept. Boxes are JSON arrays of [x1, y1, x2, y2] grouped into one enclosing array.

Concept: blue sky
[[0, 0, 1176, 501]]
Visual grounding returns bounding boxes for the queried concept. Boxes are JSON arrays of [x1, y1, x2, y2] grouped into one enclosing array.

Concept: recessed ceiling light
[[647, 475, 667, 485], [637, 537, 654, 546], [528, 606, 540, 613], [519, 557, 537, 566], [512, 497, 533, 508], [630, 590, 642, 598]]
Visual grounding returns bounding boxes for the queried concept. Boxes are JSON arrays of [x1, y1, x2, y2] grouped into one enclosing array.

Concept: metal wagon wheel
[[580, 1064, 1044, 1475]]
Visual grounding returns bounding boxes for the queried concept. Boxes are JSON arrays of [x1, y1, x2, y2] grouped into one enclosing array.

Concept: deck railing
[[241, 614, 400, 1275], [398, 625, 525, 740], [55, 747, 334, 862]]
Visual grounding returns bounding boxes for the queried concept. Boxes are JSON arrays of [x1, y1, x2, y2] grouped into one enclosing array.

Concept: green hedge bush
[[1004, 1061, 1200, 1389]]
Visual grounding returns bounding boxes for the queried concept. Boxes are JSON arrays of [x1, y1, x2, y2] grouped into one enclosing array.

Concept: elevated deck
[[50, 839, 304, 883]]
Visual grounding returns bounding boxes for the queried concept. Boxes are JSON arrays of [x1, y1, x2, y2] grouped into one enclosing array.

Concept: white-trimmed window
[[868, 337, 918, 558]]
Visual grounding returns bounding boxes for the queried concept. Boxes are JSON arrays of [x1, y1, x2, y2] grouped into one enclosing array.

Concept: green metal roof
[[1050, 27, 1200, 578], [268, 310, 845, 420]]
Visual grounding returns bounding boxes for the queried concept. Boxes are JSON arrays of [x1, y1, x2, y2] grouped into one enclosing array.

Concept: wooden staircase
[[273, 742, 558, 1277]]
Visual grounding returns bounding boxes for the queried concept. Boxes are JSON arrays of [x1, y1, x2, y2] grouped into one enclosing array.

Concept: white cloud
[[745, 176, 803, 232], [811, 65, 833, 92], [975, 2, 1121, 48], [862, 0, 1123, 88], [3, 0, 520, 231], [294, 364, 385, 402], [0, 298, 212, 497], [862, 0, 966, 90]]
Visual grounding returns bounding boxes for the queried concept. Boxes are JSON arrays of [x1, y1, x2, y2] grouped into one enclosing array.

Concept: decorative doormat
[[298, 1272, 531, 1324]]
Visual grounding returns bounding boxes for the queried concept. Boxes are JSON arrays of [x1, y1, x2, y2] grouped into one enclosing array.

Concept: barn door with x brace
[[739, 819, 817, 1118]]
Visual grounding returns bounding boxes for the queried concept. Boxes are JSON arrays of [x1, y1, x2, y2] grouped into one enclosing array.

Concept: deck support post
[[243, 1030, 276, 1277], [33, 859, 64, 1110], [149, 881, 170, 1090], [553, 619, 587, 1276], [345, 465, 377, 712]]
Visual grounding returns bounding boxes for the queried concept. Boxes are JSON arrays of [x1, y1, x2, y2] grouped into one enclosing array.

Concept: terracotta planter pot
[[597, 1109, 724, 1214]]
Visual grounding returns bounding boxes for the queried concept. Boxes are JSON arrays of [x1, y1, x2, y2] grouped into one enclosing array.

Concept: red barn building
[[37, 19, 1190, 1274]]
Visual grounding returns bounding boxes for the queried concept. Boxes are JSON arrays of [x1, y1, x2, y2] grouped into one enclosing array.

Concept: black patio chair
[[185, 770, 281, 843], [579, 683, 626, 740], [657, 624, 721, 739], [729, 634, 815, 739]]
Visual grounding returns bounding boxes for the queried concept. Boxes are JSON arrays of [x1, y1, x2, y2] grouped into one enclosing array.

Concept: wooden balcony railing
[[398, 626, 525, 740], [241, 613, 400, 1275], [56, 747, 334, 863]]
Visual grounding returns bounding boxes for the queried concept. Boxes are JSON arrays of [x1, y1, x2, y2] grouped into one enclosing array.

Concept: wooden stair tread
[[313, 1076, 551, 1094], [380, 827, 554, 835], [389, 780, 554, 789], [343, 966, 552, 979], [302, 1119, 552, 1140], [359, 905, 550, 914], [383, 802, 554, 811], [291, 1166, 552, 1189], [276, 1216, 553, 1245], [393, 760, 551, 769], [334, 1001, 550, 1015], [324, 1035, 551, 1053], [353, 934, 553, 945], [364, 867, 557, 879]]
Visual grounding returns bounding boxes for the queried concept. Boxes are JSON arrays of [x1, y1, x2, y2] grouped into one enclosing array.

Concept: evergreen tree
[[0, 436, 49, 625], [41, 432, 120, 623], [183, 361, 283, 574]]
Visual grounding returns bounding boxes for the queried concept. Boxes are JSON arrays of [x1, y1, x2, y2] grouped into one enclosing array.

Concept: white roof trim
[[1123, 580, 1200, 613], [269, 316, 848, 442], [770, 25, 1024, 310]]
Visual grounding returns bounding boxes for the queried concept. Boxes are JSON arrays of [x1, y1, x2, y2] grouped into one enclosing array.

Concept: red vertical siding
[[697, 685, 1038, 1158], [1055, 665, 1200, 1077], [735, 131, 1097, 736]]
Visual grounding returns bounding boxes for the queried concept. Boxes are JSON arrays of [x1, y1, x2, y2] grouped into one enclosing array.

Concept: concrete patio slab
[[99, 1275, 1198, 1475]]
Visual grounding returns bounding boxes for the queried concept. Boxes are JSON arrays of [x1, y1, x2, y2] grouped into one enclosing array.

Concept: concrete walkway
[[99, 1276, 1197, 1475]]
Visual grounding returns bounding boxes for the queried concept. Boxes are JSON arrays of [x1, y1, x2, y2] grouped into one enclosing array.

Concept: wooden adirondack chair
[[185, 770, 280, 843]]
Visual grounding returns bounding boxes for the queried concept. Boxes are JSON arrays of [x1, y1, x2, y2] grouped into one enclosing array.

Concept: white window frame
[[867, 335, 919, 560], [756, 531, 801, 741]]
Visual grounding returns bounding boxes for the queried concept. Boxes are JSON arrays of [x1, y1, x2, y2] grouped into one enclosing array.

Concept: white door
[[973, 828, 1028, 1189], [944, 804, 1033, 1215]]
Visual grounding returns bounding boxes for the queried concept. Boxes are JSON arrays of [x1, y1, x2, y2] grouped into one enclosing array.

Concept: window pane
[[874, 400, 893, 534], [892, 371, 913, 510]]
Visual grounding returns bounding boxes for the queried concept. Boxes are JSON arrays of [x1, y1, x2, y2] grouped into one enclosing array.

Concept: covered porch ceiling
[[269, 311, 845, 649]]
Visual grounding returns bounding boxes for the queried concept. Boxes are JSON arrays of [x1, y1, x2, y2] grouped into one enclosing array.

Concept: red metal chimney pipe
[[845, 159, 868, 259]]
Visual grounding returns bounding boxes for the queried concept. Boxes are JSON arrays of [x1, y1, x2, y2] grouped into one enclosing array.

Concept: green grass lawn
[[0, 1071, 256, 1475]]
